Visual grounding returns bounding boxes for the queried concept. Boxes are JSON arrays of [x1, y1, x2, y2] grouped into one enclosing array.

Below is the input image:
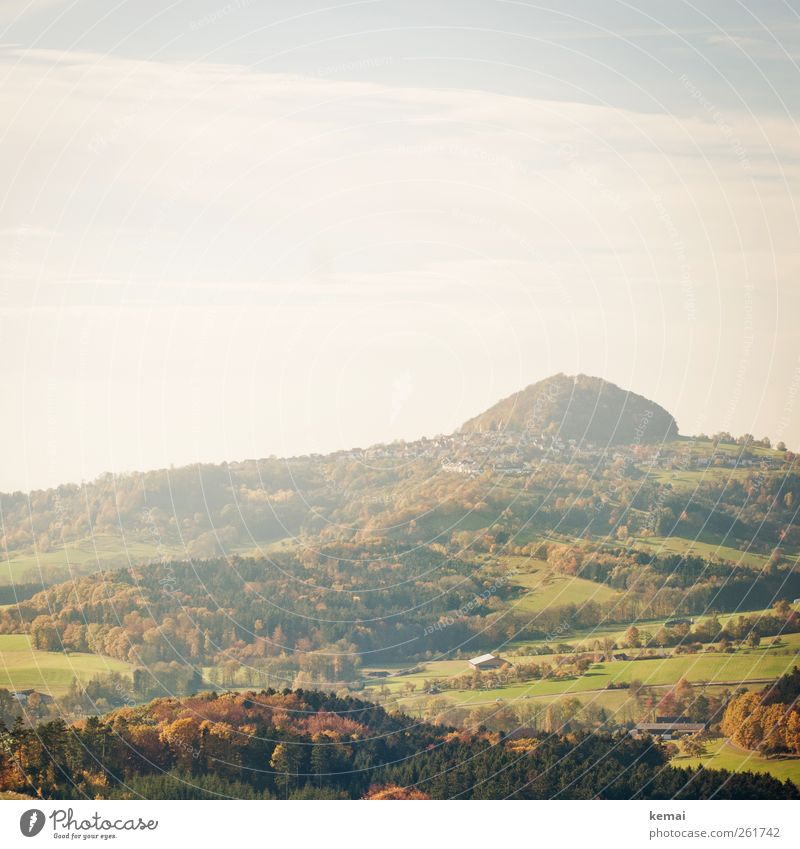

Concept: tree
[[689, 693, 710, 723], [160, 717, 200, 771], [674, 678, 695, 712], [30, 616, 59, 651], [624, 626, 641, 649], [270, 742, 304, 796], [680, 734, 707, 758]]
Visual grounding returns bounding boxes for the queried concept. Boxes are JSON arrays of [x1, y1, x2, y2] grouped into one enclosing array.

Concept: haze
[[1, 0, 799, 491]]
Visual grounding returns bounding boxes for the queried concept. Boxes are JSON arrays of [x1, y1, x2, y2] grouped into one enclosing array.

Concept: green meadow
[[629, 534, 770, 569], [0, 634, 131, 696], [666, 438, 785, 460], [673, 737, 800, 787], [503, 607, 797, 656], [395, 682, 750, 727], [365, 636, 800, 708], [509, 564, 621, 613], [1, 534, 171, 585]]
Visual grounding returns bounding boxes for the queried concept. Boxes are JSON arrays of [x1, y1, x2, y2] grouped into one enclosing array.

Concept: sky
[[1, 0, 799, 491]]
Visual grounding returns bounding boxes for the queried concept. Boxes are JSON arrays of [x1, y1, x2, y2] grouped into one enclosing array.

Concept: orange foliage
[[364, 784, 430, 800]]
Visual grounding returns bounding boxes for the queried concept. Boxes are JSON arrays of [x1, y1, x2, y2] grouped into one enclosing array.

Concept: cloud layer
[[1, 46, 798, 488]]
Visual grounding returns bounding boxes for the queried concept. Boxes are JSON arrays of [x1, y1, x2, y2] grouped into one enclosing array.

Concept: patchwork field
[[0, 634, 131, 696], [365, 636, 800, 709]]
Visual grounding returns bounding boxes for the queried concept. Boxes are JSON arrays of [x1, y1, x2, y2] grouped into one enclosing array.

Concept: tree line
[[1, 689, 796, 800]]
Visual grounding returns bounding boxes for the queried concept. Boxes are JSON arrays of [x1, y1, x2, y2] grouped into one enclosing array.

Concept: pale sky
[[1, 0, 799, 491]]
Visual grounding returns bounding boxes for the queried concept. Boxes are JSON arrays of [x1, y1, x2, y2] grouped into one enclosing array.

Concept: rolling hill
[[461, 373, 679, 444]]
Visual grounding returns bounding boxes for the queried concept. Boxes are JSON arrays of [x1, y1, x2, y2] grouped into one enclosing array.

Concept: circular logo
[[20, 810, 46, 837]]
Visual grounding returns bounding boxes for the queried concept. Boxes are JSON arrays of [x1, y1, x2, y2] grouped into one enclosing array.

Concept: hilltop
[[0, 372, 794, 596], [461, 373, 679, 444]]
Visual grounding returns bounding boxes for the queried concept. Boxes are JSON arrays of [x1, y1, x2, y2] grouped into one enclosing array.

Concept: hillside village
[[325, 427, 787, 479]]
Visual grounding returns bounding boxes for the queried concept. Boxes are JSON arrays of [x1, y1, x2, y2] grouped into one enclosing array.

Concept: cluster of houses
[[299, 427, 789, 499], [315, 430, 609, 478]]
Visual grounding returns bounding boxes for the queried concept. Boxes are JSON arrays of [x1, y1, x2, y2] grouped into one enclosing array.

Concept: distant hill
[[461, 373, 679, 444], [7, 372, 798, 595]]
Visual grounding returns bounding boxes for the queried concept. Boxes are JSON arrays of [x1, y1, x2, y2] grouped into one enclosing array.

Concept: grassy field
[[2, 534, 312, 586], [1, 534, 171, 585], [509, 565, 620, 613], [545, 526, 792, 574], [501, 605, 797, 656], [393, 682, 753, 728], [646, 465, 766, 493], [0, 634, 131, 696], [666, 438, 785, 460], [431, 649, 797, 707], [364, 635, 800, 710], [673, 737, 800, 786], [629, 535, 769, 569]]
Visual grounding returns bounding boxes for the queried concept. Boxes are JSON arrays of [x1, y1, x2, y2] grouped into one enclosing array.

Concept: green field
[[545, 526, 788, 573], [674, 737, 800, 786], [391, 680, 763, 730], [1, 534, 172, 585], [503, 606, 797, 656], [366, 636, 800, 711], [509, 565, 621, 613], [647, 465, 765, 494], [666, 438, 785, 460], [0, 634, 131, 696], [629, 535, 770, 569], [2, 533, 311, 586], [432, 650, 796, 707]]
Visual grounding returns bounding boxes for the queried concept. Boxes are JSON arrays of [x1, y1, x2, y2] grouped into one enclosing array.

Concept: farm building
[[11, 689, 54, 705], [468, 653, 506, 670], [631, 721, 705, 740]]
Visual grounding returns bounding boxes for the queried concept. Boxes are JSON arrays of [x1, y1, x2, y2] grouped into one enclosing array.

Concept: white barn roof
[[469, 653, 498, 665]]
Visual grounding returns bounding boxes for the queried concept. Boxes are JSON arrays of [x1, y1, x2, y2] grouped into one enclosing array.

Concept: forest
[[1, 541, 797, 697], [1, 688, 797, 800], [721, 669, 800, 755]]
